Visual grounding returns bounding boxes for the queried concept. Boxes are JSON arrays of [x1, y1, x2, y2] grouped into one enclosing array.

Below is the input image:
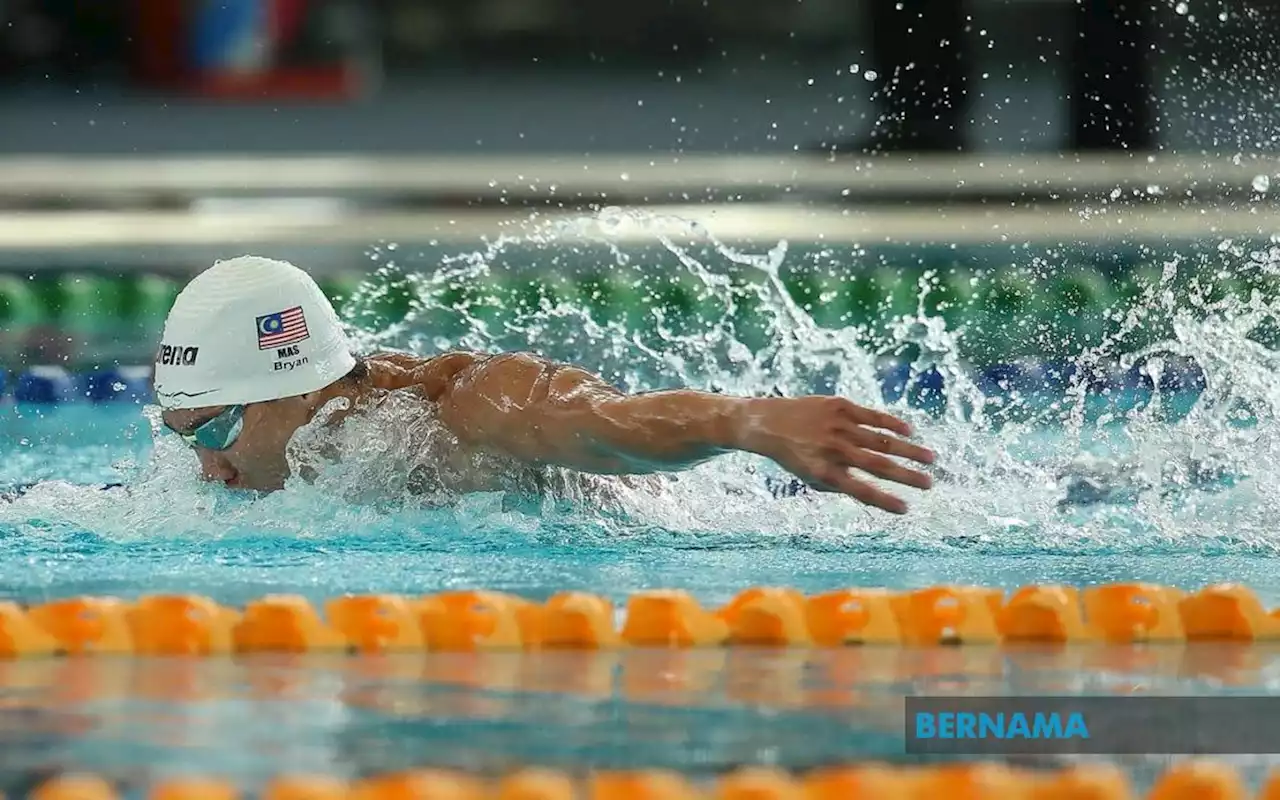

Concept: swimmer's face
[[161, 397, 315, 492]]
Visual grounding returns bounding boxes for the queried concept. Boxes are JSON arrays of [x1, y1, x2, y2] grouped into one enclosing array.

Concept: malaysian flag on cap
[[256, 306, 310, 349]]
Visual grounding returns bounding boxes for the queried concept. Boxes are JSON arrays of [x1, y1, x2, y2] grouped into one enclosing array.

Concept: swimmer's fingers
[[835, 443, 934, 491], [812, 466, 908, 515], [843, 424, 936, 465], [836, 401, 914, 437]]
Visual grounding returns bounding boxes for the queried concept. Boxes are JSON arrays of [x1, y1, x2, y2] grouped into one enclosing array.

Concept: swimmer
[[153, 256, 935, 513]]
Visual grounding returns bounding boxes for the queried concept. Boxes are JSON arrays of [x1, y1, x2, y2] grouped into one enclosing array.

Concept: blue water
[[0, 401, 1279, 792], [2, 404, 1278, 608], [5, 226, 1280, 791]]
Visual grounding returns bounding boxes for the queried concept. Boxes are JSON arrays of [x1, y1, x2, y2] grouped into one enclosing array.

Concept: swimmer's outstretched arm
[[436, 352, 935, 514]]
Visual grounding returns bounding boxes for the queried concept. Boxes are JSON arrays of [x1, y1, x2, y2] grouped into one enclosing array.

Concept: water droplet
[[597, 206, 626, 234], [1175, 1, 1188, 13], [1253, 174, 1271, 193], [863, 70, 879, 81]]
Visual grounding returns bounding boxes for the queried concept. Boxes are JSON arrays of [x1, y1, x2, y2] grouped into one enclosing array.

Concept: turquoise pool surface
[[1, 400, 1280, 794], [2, 404, 1279, 609]]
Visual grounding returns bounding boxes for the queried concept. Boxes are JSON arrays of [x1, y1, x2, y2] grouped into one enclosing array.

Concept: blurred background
[[0, 0, 1248, 154], [0, 0, 1263, 154], [0, 0, 1278, 386]]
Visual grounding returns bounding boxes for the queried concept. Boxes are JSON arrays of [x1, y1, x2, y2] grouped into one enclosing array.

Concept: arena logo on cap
[[158, 345, 199, 366]]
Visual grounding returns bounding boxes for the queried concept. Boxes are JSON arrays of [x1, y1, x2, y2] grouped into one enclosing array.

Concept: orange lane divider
[[803, 765, 913, 799], [892, 586, 1003, 645], [326, 594, 423, 652], [806, 588, 901, 645], [262, 777, 350, 800], [7, 582, 1280, 656], [1000, 586, 1093, 643], [621, 590, 728, 647], [234, 595, 347, 653], [27, 597, 134, 655], [148, 778, 240, 800], [130, 595, 242, 655], [1179, 584, 1280, 641], [0, 601, 60, 656], [496, 769, 576, 800], [31, 774, 119, 800], [350, 769, 485, 800], [718, 587, 812, 646], [424, 591, 531, 650], [1083, 584, 1187, 643], [1028, 764, 1133, 800], [1148, 761, 1249, 800], [542, 591, 619, 648], [25, 761, 1280, 800], [715, 767, 802, 800], [589, 771, 700, 800]]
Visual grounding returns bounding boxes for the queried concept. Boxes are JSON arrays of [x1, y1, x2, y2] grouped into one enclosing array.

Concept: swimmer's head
[[154, 255, 363, 491]]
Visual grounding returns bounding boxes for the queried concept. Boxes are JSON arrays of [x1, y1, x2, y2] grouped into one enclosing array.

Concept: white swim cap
[[153, 255, 358, 410]]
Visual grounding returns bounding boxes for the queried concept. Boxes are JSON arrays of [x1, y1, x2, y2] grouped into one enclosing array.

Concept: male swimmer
[[152, 256, 935, 513]]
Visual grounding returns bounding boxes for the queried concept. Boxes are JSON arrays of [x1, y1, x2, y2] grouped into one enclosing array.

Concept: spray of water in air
[[192, 196, 1274, 553], [2, 200, 1278, 551]]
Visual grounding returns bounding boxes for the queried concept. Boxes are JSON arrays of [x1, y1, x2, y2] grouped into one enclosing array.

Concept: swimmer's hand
[[732, 396, 935, 514]]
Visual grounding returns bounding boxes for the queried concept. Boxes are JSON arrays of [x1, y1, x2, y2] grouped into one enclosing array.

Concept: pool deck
[[0, 202, 1277, 274], [0, 152, 1278, 273], [2, 152, 1278, 203]]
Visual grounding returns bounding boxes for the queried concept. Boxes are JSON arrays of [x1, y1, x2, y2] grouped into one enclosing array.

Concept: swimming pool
[[4, 227, 1280, 795]]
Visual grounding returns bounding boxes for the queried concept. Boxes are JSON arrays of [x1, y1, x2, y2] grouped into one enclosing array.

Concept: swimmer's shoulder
[[364, 350, 493, 401], [365, 350, 556, 402]]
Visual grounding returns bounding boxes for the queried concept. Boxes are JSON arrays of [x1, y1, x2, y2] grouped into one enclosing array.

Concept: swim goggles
[[173, 405, 246, 451]]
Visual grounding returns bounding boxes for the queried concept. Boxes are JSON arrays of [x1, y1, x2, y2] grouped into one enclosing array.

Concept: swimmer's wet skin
[[152, 256, 935, 513]]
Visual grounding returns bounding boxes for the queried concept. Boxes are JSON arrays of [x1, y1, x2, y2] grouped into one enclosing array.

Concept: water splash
[[301, 208, 1280, 550], [4, 208, 1280, 555]]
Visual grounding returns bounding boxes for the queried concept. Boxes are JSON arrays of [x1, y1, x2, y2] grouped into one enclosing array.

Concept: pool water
[[5, 224, 1280, 792], [3, 403, 1278, 608]]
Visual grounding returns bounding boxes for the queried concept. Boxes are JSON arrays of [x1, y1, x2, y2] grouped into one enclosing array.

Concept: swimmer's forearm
[[578, 391, 747, 471]]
